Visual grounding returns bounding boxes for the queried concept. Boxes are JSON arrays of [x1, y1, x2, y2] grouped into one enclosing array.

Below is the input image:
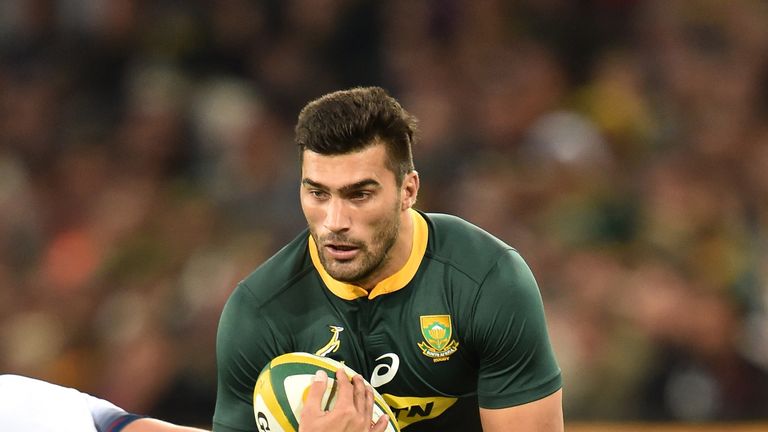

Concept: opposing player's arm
[[84, 382, 213, 432], [85, 386, 212, 432], [122, 418, 209, 432], [0, 375, 210, 432], [479, 389, 563, 432]]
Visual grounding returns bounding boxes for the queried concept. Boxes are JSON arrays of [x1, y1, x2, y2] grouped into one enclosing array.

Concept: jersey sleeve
[[213, 283, 286, 432], [0, 374, 142, 432], [469, 249, 562, 408], [83, 393, 144, 432]]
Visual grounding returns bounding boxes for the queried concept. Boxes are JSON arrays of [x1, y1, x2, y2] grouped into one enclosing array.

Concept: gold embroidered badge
[[417, 315, 459, 362]]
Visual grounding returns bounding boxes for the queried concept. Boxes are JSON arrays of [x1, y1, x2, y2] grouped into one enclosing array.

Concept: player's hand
[[299, 369, 389, 432]]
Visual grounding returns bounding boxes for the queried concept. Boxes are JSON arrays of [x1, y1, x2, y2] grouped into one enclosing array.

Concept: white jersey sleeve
[[0, 374, 142, 432]]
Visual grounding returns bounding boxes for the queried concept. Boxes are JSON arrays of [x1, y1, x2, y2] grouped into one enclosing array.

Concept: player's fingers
[[302, 370, 329, 414], [370, 414, 390, 432], [333, 368, 353, 406], [351, 374, 367, 412], [362, 385, 375, 420]]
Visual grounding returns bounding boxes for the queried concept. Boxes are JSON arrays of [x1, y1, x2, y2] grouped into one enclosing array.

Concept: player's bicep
[[479, 389, 563, 432], [471, 250, 562, 408]]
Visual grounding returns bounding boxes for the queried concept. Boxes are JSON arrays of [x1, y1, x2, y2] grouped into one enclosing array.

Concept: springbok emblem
[[315, 325, 344, 357]]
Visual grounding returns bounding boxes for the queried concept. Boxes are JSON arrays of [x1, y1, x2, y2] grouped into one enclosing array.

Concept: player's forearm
[[84, 389, 209, 432], [122, 418, 210, 432]]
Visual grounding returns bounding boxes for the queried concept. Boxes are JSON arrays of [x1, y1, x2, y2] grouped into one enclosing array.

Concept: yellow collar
[[308, 209, 428, 300]]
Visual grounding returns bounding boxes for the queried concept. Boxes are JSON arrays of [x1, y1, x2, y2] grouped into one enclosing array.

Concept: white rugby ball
[[253, 352, 399, 432]]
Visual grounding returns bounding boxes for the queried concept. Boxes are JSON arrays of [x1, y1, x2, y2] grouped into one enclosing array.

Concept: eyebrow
[[302, 178, 381, 194]]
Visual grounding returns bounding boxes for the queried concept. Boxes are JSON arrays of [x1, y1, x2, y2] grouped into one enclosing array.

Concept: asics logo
[[370, 353, 399, 388]]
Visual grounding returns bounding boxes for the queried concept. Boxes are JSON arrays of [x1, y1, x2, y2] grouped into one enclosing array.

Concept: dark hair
[[295, 87, 417, 184]]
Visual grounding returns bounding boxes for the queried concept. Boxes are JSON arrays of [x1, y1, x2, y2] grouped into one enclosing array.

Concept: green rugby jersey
[[213, 209, 562, 432]]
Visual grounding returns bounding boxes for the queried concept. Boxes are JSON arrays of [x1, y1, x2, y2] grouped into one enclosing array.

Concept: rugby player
[[214, 87, 563, 432]]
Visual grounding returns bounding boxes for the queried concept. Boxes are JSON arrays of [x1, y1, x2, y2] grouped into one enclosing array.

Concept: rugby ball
[[253, 352, 399, 432]]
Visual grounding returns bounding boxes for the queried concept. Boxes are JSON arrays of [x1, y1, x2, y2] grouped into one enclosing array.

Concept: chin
[[328, 265, 375, 285], [325, 262, 360, 280], [329, 270, 364, 284]]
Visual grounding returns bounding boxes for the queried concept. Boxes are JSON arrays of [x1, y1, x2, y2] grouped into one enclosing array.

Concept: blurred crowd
[[1, 0, 768, 425]]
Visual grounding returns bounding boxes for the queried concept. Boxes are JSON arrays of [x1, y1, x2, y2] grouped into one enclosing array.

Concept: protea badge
[[418, 315, 459, 362]]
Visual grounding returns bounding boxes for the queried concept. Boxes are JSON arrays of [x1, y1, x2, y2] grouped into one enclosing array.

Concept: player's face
[[300, 142, 416, 287]]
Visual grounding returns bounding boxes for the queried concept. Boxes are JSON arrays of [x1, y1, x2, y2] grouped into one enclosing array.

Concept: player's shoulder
[[229, 230, 315, 308], [423, 212, 521, 281], [424, 212, 513, 255], [0, 374, 62, 392]]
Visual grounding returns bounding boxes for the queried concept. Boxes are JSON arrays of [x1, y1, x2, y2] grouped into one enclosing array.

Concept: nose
[[324, 197, 350, 233]]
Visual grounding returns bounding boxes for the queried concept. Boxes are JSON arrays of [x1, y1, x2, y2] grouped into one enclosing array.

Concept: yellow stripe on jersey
[[381, 393, 458, 429]]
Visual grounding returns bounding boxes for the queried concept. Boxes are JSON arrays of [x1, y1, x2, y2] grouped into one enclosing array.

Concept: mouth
[[323, 243, 361, 260]]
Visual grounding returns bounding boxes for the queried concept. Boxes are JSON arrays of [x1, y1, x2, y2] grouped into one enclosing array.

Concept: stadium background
[[1, 0, 767, 429]]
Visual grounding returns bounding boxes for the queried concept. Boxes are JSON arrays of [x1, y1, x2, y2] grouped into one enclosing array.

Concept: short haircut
[[295, 87, 417, 184]]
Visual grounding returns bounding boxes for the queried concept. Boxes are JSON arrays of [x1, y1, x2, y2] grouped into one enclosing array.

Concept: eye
[[350, 191, 372, 201], [308, 190, 329, 200]]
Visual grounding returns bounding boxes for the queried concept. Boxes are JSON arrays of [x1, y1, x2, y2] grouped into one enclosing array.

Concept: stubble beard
[[315, 206, 401, 286]]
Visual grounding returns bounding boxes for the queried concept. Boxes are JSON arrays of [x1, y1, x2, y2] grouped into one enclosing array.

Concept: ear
[[401, 171, 420, 210]]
